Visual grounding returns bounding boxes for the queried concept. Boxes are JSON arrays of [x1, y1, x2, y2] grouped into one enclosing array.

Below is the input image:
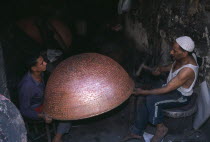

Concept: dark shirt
[[18, 72, 45, 119]]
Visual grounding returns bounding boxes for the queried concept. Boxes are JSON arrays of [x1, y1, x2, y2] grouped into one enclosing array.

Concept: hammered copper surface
[[43, 53, 134, 120]]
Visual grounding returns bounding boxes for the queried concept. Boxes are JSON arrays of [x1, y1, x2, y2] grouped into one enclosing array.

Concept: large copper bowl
[[43, 53, 134, 120]]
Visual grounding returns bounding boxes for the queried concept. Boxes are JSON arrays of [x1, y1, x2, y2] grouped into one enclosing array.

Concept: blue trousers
[[57, 121, 71, 134], [130, 90, 191, 136]]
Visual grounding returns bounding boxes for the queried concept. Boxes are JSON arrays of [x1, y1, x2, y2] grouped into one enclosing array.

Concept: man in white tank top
[[122, 36, 199, 142]]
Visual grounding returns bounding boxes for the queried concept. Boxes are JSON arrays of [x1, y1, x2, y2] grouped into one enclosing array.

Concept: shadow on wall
[[89, 29, 151, 80]]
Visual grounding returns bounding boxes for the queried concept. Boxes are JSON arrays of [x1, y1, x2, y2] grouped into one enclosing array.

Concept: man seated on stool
[[18, 52, 71, 142], [122, 36, 199, 142]]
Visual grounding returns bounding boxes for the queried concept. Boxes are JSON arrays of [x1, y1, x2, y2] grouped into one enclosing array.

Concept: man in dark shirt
[[18, 71, 45, 119], [18, 52, 70, 142]]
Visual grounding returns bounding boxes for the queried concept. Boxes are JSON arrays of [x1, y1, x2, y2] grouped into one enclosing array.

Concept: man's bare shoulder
[[178, 67, 195, 80]]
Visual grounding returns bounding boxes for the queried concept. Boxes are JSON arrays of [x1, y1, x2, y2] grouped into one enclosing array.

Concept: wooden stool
[[163, 93, 198, 133]]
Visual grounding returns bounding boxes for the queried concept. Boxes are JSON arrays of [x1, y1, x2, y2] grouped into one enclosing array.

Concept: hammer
[[136, 63, 154, 76]]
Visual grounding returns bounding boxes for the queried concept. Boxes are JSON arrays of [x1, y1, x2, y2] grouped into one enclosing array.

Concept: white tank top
[[166, 54, 199, 96]]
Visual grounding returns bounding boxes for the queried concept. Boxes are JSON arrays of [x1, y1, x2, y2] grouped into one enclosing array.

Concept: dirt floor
[[62, 97, 207, 142]]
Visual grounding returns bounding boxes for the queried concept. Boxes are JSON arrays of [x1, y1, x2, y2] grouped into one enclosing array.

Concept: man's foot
[[120, 133, 145, 142], [151, 125, 168, 142]]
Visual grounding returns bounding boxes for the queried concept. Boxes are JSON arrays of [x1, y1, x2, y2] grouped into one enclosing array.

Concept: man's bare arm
[[159, 64, 173, 72], [152, 63, 173, 76], [134, 67, 194, 95]]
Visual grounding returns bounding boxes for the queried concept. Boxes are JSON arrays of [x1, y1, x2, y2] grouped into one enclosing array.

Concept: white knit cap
[[176, 36, 195, 52]]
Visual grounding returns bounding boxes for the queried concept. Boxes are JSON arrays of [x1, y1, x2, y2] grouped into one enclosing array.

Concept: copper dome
[[43, 53, 134, 120]]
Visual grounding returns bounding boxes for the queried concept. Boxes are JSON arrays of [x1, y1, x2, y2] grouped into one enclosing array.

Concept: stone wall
[[0, 94, 27, 142], [124, 0, 210, 85], [0, 43, 10, 99]]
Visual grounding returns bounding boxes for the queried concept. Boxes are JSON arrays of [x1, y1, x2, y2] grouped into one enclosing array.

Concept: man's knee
[[57, 121, 71, 134], [146, 95, 158, 106]]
